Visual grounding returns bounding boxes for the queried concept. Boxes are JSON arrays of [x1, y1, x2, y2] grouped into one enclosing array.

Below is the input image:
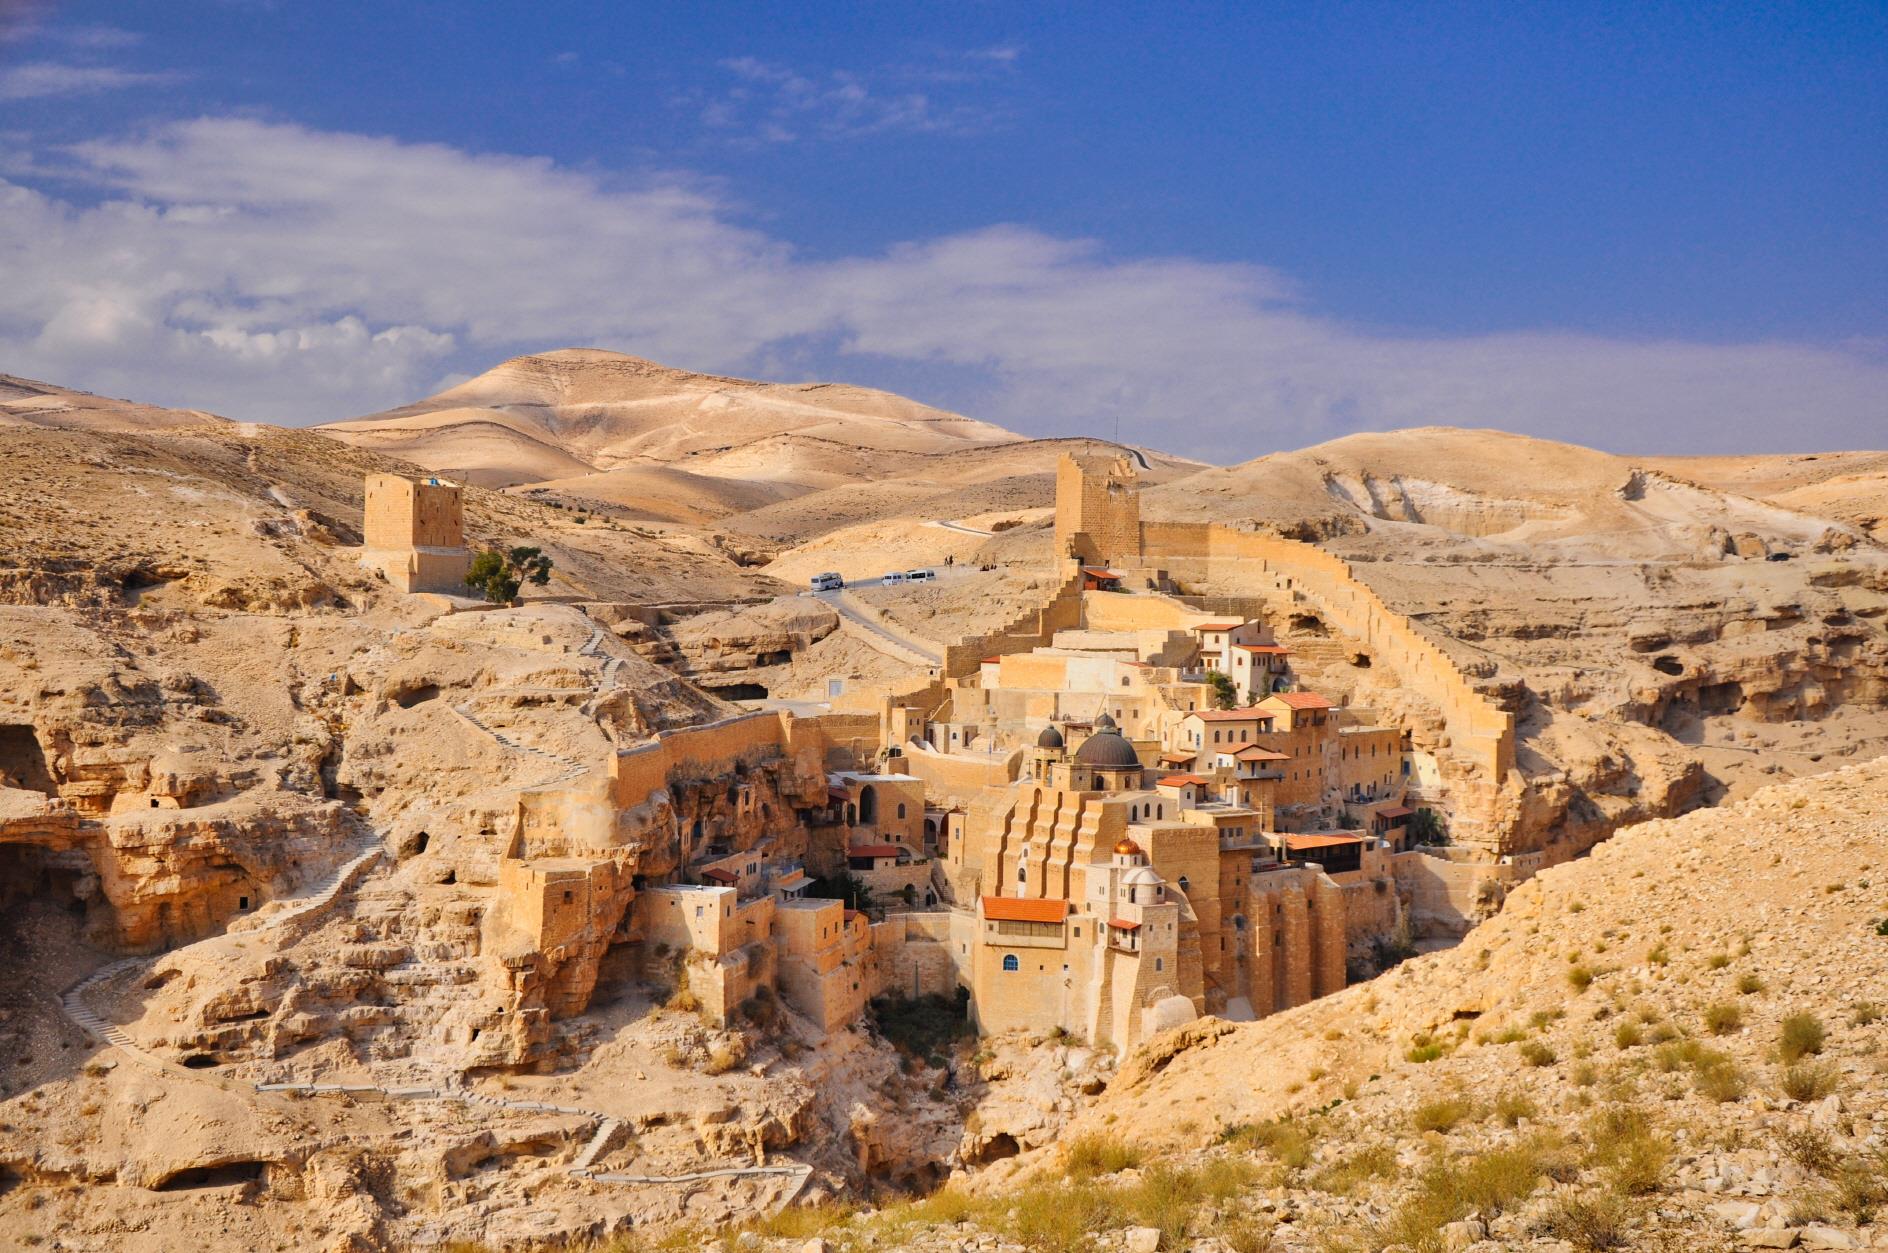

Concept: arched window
[[897, 802, 906, 820], [1002, 954, 1020, 972], [1178, 876, 1190, 894], [858, 786, 878, 826], [1017, 864, 1027, 884]]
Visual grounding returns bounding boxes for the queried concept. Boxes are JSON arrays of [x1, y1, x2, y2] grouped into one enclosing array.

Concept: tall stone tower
[[1054, 451, 1143, 565], [360, 473, 471, 594]]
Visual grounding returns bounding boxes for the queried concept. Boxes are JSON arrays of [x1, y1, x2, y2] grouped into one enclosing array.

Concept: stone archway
[[858, 785, 878, 827]]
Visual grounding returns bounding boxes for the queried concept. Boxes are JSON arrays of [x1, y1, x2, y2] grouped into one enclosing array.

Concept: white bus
[[809, 572, 844, 592]]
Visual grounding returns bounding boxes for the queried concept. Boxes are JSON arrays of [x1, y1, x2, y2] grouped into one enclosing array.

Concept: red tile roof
[[1268, 691, 1334, 709], [1374, 805, 1414, 819], [1158, 751, 1196, 763], [702, 867, 738, 884], [1157, 773, 1210, 786], [848, 843, 903, 859], [1233, 745, 1291, 761], [1192, 620, 1245, 631], [1233, 643, 1290, 654], [1191, 709, 1273, 722], [981, 896, 1069, 924], [1108, 918, 1142, 932]]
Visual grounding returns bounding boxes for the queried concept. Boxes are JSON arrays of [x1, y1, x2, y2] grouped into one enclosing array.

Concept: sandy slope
[[0, 374, 227, 433]]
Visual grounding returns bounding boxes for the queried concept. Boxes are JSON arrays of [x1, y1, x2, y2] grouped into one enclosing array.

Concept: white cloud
[[0, 116, 1882, 456], [0, 61, 176, 99], [692, 53, 1008, 143]]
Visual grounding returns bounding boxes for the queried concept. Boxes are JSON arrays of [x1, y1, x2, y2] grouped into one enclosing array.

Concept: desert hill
[[1148, 425, 1872, 557], [316, 348, 1023, 492], [0, 373, 228, 433]]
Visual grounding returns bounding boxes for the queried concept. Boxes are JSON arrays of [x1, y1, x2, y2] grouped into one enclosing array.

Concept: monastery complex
[[338, 454, 1532, 1057]]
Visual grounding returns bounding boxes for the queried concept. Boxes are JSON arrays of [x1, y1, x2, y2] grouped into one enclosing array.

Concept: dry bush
[[1779, 1013, 1827, 1063], [1519, 1041, 1557, 1068], [1782, 1127, 1839, 1175], [1311, 1143, 1396, 1195], [1780, 1061, 1839, 1102], [1532, 1192, 1634, 1251], [1411, 1094, 1475, 1134], [1494, 1090, 1539, 1127], [1221, 1117, 1315, 1170], [1703, 1003, 1742, 1035], [1613, 1022, 1643, 1049], [1064, 1133, 1142, 1180], [703, 1034, 748, 1075]]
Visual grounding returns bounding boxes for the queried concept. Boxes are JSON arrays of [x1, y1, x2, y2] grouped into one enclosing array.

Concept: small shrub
[[1064, 1134, 1141, 1180], [703, 1035, 748, 1075], [1704, 1003, 1742, 1035], [1494, 1090, 1539, 1127], [1646, 942, 1670, 966], [1782, 1127, 1838, 1175], [1568, 964, 1595, 992], [1737, 973, 1764, 995], [1779, 1013, 1827, 1063], [1221, 1117, 1314, 1170], [1519, 1041, 1557, 1068], [1834, 1152, 1888, 1223], [1706, 952, 1730, 970], [1532, 1192, 1633, 1251], [1412, 1094, 1475, 1134], [1692, 1052, 1747, 1103], [1586, 1105, 1670, 1196], [1613, 1021, 1643, 1049], [1572, 1062, 1599, 1087], [1851, 1001, 1881, 1027], [1311, 1143, 1396, 1195], [1780, 1061, 1839, 1102]]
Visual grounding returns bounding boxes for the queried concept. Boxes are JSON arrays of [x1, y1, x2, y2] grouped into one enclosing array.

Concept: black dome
[[1037, 725, 1065, 749], [1094, 712, 1118, 730], [1074, 728, 1141, 768]]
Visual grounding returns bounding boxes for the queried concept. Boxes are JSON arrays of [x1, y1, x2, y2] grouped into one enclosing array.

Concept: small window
[[1002, 954, 1019, 972], [238, 896, 249, 911], [695, 905, 704, 918], [897, 802, 906, 819], [1018, 864, 1027, 883], [563, 890, 574, 904], [1155, 957, 1164, 971]]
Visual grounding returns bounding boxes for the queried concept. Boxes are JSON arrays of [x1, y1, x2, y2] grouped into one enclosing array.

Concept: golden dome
[[1113, 837, 1142, 857]]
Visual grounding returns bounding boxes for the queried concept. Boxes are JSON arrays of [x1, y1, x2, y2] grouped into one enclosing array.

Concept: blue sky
[[1, 0, 1884, 458]]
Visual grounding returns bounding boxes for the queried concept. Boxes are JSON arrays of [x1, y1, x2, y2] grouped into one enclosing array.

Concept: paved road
[[923, 518, 995, 538]]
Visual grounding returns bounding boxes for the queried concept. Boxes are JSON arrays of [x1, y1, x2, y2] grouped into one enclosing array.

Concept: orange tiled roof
[[848, 843, 902, 858], [1191, 708, 1272, 721], [1157, 773, 1210, 786], [1233, 745, 1290, 761], [1192, 620, 1245, 631], [1232, 643, 1290, 654], [981, 896, 1069, 924], [1268, 691, 1334, 710], [1284, 833, 1366, 850], [1108, 918, 1142, 932]]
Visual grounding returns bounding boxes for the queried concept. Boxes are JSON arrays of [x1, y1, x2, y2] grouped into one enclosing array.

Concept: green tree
[[1409, 807, 1449, 846], [809, 871, 876, 915], [1205, 669, 1239, 710], [465, 546, 553, 603]]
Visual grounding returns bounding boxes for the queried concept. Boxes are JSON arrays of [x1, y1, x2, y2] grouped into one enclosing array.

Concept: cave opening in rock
[[1350, 652, 1372, 668], [151, 1160, 266, 1191], [180, 1053, 221, 1069], [0, 725, 58, 796], [394, 683, 440, 709], [969, 1133, 1020, 1163], [1652, 656, 1684, 676], [0, 844, 86, 914], [703, 681, 769, 701], [1289, 613, 1327, 636]]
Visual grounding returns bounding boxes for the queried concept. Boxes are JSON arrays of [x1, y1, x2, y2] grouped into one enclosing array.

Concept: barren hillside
[[316, 348, 1023, 491]]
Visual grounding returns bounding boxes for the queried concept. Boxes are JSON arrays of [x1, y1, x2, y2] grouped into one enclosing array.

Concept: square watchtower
[[360, 473, 471, 594]]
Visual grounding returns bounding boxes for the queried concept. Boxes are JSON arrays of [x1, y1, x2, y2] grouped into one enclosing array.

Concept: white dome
[[1146, 994, 1198, 1034], [1122, 866, 1164, 887]]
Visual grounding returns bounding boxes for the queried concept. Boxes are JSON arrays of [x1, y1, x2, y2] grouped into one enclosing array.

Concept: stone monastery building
[[376, 450, 1517, 1062]]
